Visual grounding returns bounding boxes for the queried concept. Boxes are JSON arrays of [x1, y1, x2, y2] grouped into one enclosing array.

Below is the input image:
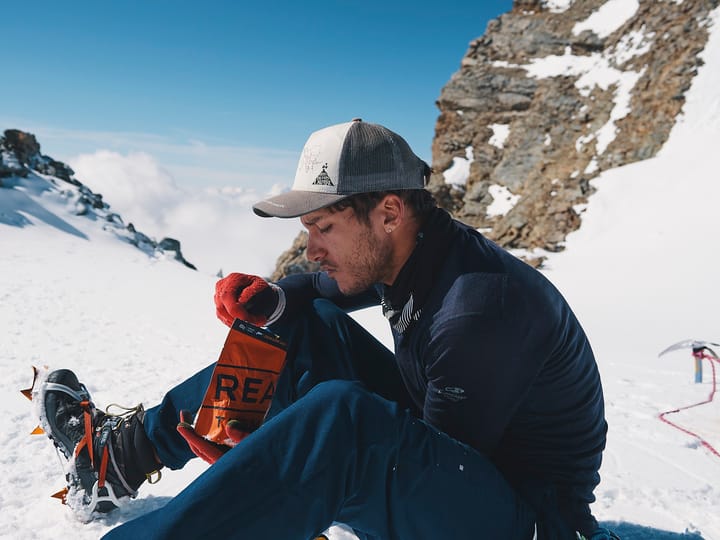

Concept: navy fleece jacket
[[276, 209, 607, 535]]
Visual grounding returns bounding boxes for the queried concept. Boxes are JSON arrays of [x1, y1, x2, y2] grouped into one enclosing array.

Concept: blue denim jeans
[[103, 300, 536, 540]]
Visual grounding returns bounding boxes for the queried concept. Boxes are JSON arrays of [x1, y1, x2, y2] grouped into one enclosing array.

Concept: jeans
[[103, 300, 536, 540]]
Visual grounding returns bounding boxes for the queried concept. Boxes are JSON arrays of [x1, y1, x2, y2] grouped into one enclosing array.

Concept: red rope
[[658, 351, 720, 458]]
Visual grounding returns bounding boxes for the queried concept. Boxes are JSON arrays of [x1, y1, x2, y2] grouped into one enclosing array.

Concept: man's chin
[[333, 276, 361, 296], [324, 270, 372, 296]]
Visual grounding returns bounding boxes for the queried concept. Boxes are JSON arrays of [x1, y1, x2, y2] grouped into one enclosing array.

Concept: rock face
[[0, 129, 197, 269], [431, 0, 717, 264], [269, 231, 320, 282], [270, 0, 718, 276]]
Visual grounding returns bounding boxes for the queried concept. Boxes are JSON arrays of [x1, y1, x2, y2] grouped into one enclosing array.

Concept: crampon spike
[[51, 487, 69, 504], [20, 366, 40, 401], [31, 425, 45, 435]]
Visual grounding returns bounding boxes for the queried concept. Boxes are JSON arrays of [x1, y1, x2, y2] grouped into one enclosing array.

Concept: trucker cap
[[253, 118, 429, 218]]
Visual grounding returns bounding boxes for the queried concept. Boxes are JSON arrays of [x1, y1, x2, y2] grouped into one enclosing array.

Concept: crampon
[[23, 366, 162, 520]]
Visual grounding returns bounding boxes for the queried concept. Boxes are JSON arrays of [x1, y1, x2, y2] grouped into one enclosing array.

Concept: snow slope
[[2, 10, 720, 540], [540, 8, 720, 535]]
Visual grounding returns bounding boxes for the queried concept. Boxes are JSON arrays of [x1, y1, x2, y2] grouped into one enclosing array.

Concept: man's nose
[[305, 230, 325, 263]]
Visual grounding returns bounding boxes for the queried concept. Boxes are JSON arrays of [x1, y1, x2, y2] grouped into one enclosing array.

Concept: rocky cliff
[[431, 0, 717, 265], [271, 0, 717, 278]]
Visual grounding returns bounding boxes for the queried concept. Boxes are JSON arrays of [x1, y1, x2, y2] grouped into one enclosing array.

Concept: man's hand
[[176, 411, 248, 464], [214, 273, 279, 327]]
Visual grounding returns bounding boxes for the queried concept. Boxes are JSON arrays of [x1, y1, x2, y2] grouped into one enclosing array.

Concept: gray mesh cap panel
[[338, 122, 427, 195]]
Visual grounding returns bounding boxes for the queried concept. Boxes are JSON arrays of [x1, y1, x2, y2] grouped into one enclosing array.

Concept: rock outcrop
[[270, 0, 718, 276], [269, 231, 320, 282], [431, 0, 717, 264]]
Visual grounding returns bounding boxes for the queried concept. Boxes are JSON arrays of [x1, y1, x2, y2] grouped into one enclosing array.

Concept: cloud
[[69, 151, 302, 277], [70, 150, 183, 231]]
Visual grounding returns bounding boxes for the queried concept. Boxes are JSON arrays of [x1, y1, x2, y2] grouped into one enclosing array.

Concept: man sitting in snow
[[37, 119, 614, 539]]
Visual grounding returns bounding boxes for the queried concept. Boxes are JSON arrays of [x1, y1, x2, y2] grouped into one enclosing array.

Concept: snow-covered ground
[[3, 11, 720, 540]]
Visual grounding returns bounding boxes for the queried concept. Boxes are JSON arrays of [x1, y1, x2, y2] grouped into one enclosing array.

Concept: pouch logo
[[214, 373, 275, 405], [313, 163, 334, 186], [438, 386, 468, 402]]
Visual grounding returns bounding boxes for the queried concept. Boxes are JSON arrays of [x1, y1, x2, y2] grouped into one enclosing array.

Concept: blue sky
[[2, 0, 511, 192]]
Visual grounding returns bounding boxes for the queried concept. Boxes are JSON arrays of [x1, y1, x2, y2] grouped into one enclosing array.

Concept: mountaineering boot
[[35, 368, 163, 517]]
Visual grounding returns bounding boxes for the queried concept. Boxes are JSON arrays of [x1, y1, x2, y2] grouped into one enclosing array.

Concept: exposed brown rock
[[269, 231, 320, 282], [431, 0, 717, 261], [3, 129, 41, 165]]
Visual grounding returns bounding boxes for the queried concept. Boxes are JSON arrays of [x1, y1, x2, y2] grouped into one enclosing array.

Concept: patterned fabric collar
[[381, 208, 455, 334], [381, 293, 422, 334]]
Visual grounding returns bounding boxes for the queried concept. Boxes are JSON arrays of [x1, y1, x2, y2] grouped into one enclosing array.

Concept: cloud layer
[[69, 150, 302, 277]]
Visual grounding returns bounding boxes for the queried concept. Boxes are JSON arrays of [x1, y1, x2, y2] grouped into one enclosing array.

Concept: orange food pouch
[[193, 319, 287, 446]]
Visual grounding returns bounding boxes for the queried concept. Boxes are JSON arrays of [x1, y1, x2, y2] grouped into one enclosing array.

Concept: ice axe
[[659, 339, 720, 383]]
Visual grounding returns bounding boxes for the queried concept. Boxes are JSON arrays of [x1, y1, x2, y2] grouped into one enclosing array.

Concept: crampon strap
[[74, 402, 95, 466]]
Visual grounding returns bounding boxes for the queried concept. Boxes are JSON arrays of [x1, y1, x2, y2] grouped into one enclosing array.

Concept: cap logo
[[312, 163, 334, 186]]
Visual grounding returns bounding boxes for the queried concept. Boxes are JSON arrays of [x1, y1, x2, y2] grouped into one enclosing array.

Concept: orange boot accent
[[97, 446, 110, 489], [51, 487, 69, 504], [20, 366, 40, 401], [74, 405, 95, 466]]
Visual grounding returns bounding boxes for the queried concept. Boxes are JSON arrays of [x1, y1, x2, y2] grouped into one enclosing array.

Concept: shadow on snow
[[602, 521, 704, 539], [0, 186, 88, 239]]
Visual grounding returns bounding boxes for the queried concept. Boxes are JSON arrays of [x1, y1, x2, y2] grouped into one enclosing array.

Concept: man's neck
[[385, 220, 422, 286]]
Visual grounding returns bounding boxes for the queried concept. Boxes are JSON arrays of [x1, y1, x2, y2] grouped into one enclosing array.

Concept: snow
[[542, 10, 720, 536], [442, 146, 474, 185], [541, 0, 574, 13], [486, 184, 520, 217], [613, 28, 655, 66], [2, 9, 720, 539], [488, 123, 510, 148], [572, 0, 639, 39], [585, 158, 599, 174]]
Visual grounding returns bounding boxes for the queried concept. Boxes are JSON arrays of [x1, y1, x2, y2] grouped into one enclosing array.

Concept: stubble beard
[[335, 228, 393, 296]]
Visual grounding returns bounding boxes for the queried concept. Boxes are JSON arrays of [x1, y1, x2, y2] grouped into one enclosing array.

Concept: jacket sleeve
[[276, 272, 381, 321]]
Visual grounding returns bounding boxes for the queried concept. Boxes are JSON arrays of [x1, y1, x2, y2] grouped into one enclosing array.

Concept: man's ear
[[379, 194, 404, 232]]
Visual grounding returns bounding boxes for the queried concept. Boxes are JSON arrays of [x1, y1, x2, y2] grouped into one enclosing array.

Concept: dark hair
[[328, 188, 437, 225]]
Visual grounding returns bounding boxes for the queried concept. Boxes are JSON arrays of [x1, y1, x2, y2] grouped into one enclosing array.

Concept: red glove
[[214, 273, 279, 327], [176, 411, 248, 464]]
